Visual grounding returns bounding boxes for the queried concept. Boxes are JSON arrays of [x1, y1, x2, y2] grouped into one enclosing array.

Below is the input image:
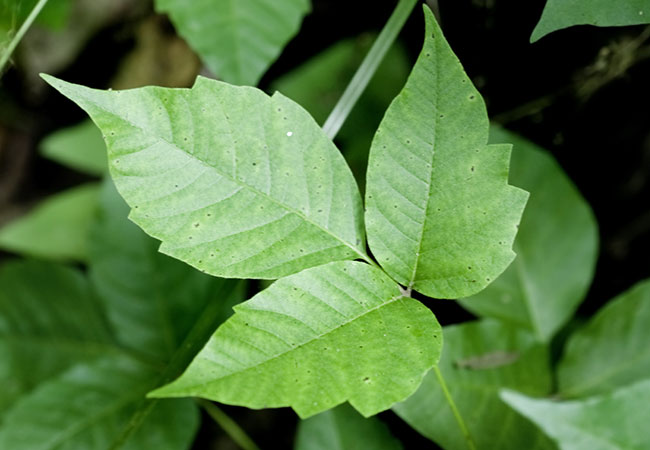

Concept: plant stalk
[[434, 366, 477, 450], [0, 0, 50, 74], [198, 399, 261, 450], [322, 0, 418, 139]]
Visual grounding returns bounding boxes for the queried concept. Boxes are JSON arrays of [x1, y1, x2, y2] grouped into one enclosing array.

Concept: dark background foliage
[[1, 0, 649, 447]]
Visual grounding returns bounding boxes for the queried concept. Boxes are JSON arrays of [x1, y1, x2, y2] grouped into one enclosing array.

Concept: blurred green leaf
[[156, 0, 310, 86], [295, 403, 402, 450], [394, 320, 555, 450], [0, 183, 100, 262], [502, 379, 650, 450], [0, 260, 113, 418], [40, 120, 107, 175], [0, 180, 245, 448], [532, 0, 650, 42], [460, 127, 598, 342], [558, 279, 650, 398], [0, 355, 199, 450]]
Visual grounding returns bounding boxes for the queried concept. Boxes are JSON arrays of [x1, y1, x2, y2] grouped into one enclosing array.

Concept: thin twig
[[198, 399, 261, 450], [0, 0, 50, 75], [322, 0, 418, 139]]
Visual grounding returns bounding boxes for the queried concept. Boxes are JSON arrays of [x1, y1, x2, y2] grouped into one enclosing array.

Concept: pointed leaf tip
[[364, 5, 528, 299]]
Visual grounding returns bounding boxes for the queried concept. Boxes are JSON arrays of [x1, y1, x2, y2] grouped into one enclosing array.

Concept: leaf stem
[[198, 399, 261, 450], [322, 0, 418, 139], [0, 0, 50, 75], [434, 366, 476, 450]]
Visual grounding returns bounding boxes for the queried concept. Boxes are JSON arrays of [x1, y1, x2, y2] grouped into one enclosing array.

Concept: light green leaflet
[[393, 320, 555, 450], [42, 74, 366, 280], [0, 355, 199, 450], [155, 0, 310, 86], [460, 127, 598, 342], [502, 379, 650, 450], [531, 0, 650, 42], [295, 403, 402, 450], [0, 183, 99, 261], [40, 119, 107, 175], [558, 279, 650, 398], [365, 7, 528, 299], [151, 261, 442, 418]]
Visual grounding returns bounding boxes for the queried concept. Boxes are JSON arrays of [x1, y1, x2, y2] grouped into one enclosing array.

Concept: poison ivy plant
[[502, 379, 650, 450], [394, 319, 555, 450], [42, 5, 527, 419], [557, 279, 650, 398], [460, 127, 598, 342], [295, 403, 402, 450], [155, 0, 310, 86], [531, 0, 650, 42], [0, 183, 100, 261], [0, 181, 244, 449], [365, 12, 528, 299], [40, 119, 107, 176]]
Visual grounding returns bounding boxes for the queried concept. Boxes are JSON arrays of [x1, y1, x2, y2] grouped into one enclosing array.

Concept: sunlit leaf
[[365, 6, 528, 299], [42, 74, 366, 279], [152, 261, 442, 418]]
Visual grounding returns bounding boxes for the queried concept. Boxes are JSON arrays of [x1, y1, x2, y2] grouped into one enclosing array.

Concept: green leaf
[[42, 74, 367, 279], [89, 179, 243, 363], [295, 403, 402, 450], [557, 279, 650, 398], [393, 320, 555, 450], [531, 0, 650, 42], [40, 119, 107, 175], [0, 183, 100, 262], [364, 6, 528, 299], [0, 354, 199, 450], [0, 260, 113, 417], [151, 261, 442, 418], [502, 379, 650, 450], [460, 127, 598, 342], [155, 0, 310, 86]]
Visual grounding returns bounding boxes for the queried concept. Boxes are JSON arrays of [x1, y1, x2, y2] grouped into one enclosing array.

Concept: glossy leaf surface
[[155, 0, 310, 86], [460, 127, 598, 341], [40, 119, 107, 175], [152, 261, 442, 418], [558, 279, 650, 398], [295, 403, 402, 450], [365, 7, 528, 299], [394, 320, 554, 450], [0, 183, 99, 262], [43, 75, 366, 279], [532, 0, 650, 42], [502, 379, 650, 450]]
